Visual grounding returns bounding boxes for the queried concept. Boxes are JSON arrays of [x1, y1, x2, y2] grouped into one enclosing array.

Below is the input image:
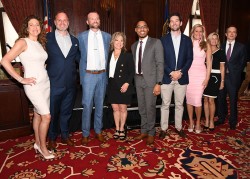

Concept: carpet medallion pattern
[[0, 100, 249, 178]]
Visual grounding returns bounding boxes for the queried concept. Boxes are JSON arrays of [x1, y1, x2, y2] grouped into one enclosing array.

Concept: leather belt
[[86, 70, 106, 74]]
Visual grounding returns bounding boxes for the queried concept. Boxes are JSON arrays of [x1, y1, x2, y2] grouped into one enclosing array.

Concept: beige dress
[[19, 38, 50, 115]]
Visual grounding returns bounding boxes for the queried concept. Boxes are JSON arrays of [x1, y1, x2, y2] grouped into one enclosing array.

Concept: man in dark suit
[[78, 11, 111, 145], [216, 25, 247, 129], [131, 20, 164, 145], [159, 13, 193, 139], [46, 12, 80, 150]]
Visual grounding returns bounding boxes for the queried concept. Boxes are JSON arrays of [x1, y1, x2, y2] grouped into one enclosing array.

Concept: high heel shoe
[[188, 125, 194, 132], [195, 126, 202, 134], [34, 143, 52, 154], [34, 143, 39, 153], [113, 130, 120, 139], [37, 147, 55, 160], [119, 130, 127, 140]]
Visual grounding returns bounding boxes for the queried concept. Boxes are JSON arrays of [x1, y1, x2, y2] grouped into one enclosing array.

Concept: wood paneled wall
[[52, 0, 165, 50], [51, 0, 249, 45]]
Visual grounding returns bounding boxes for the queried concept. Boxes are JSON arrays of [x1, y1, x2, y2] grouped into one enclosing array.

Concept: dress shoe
[[61, 138, 75, 146], [37, 147, 55, 160], [159, 130, 166, 139], [188, 125, 195, 132], [113, 130, 120, 139], [119, 130, 127, 140], [95, 133, 105, 143], [175, 129, 186, 138], [214, 121, 224, 126], [81, 137, 89, 145], [146, 135, 154, 145], [48, 140, 56, 151], [134, 133, 148, 140]]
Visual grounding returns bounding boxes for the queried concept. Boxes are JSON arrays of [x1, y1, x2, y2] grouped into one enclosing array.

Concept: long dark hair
[[17, 15, 47, 49]]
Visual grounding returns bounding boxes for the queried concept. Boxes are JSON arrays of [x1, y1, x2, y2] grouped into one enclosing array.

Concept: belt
[[211, 69, 221, 74], [86, 70, 106, 74]]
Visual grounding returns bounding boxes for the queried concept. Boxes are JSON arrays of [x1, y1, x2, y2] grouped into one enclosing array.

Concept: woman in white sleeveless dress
[[0, 15, 54, 159]]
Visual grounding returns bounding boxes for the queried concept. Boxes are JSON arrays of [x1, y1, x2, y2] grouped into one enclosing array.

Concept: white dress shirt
[[171, 32, 181, 70], [87, 30, 105, 70], [109, 52, 118, 78], [226, 40, 235, 55], [135, 36, 148, 74], [55, 29, 72, 58]]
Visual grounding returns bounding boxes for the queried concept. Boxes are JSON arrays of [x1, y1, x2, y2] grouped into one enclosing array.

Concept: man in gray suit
[[131, 20, 164, 145]]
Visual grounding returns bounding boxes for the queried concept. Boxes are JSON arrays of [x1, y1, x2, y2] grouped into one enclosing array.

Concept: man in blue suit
[[216, 25, 247, 129], [46, 12, 80, 150], [78, 11, 111, 145], [159, 13, 193, 139]]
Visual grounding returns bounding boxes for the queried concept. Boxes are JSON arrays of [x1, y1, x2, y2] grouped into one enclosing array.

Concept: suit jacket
[[222, 41, 247, 88], [131, 37, 164, 87], [107, 51, 135, 94], [78, 30, 111, 84], [160, 33, 193, 85], [46, 32, 80, 88]]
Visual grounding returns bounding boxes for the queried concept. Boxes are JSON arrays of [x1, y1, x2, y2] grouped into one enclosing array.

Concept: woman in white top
[[0, 15, 54, 159]]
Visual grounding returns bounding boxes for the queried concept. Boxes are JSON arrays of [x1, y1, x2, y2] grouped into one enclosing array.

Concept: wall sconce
[[100, 0, 116, 16]]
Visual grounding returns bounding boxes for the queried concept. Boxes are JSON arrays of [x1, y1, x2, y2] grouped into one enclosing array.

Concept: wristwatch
[[157, 82, 162, 85]]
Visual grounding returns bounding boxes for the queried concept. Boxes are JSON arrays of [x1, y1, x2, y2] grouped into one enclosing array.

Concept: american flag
[[43, 0, 52, 33]]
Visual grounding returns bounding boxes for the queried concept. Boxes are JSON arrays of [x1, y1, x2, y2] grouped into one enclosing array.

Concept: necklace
[[114, 52, 121, 60]]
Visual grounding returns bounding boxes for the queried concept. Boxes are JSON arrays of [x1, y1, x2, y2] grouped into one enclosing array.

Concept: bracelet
[[17, 76, 24, 83]]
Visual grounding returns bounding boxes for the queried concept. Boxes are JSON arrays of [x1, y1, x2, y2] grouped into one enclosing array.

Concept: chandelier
[[100, 0, 116, 11]]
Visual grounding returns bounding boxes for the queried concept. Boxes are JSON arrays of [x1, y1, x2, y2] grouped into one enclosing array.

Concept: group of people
[[0, 11, 247, 159]]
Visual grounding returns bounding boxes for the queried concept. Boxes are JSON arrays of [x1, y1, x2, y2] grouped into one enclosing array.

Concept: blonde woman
[[106, 32, 135, 140], [186, 24, 212, 133], [203, 32, 226, 131]]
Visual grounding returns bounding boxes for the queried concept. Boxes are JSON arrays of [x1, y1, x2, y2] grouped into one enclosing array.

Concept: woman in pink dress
[[186, 24, 212, 133]]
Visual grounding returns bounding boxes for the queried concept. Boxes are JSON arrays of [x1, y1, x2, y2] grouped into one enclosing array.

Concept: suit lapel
[[52, 32, 65, 57], [66, 35, 75, 58], [167, 34, 176, 62]]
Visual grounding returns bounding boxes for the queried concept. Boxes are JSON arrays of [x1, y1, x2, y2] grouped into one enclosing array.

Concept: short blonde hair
[[207, 32, 220, 48], [109, 32, 127, 51]]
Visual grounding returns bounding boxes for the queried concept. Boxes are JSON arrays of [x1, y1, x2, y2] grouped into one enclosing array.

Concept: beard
[[89, 23, 100, 29], [170, 27, 180, 31]]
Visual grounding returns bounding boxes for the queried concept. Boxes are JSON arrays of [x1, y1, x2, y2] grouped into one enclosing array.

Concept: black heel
[[113, 130, 120, 139], [119, 130, 126, 140]]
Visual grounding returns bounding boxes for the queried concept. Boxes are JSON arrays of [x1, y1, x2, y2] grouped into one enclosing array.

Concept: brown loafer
[[134, 133, 148, 140], [146, 135, 154, 145], [81, 137, 89, 145], [95, 133, 105, 143], [48, 140, 56, 151], [61, 138, 75, 146]]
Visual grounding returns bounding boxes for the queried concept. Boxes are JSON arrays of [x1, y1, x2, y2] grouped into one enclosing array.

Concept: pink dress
[[186, 40, 206, 107]]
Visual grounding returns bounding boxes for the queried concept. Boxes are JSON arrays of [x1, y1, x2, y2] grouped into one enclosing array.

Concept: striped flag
[[43, 0, 52, 32]]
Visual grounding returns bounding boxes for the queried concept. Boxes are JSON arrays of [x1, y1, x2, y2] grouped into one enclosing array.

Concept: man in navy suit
[[78, 11, 111, 145], [159, 13, 193, 139], [216, 25, 247, 129], [46, 12, 80, 150]]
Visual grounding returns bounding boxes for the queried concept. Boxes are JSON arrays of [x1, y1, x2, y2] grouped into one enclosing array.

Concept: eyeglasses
[[136, 25, 148, 29]]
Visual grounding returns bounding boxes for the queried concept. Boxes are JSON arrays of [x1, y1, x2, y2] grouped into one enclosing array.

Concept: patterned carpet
[[0, 100, 249, 179]]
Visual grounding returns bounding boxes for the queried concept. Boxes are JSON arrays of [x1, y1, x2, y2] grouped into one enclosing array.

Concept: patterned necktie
[[226, 43, 231, 61], [138, 41, 143, 74], [94, 32, 101, 69]]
